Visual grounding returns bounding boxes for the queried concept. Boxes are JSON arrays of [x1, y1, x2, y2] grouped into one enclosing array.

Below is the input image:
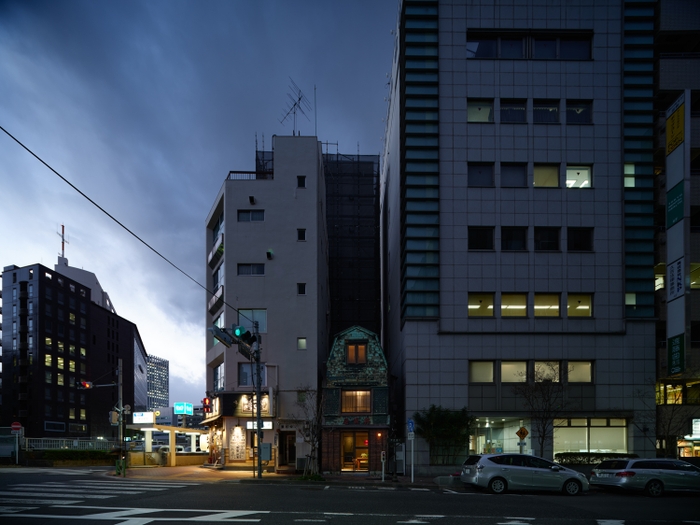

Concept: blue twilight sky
[[0, 0, 398, 404]]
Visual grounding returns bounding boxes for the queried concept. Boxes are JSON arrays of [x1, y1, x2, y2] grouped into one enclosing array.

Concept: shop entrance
[[278, 431, 296, 466], [341, 431, 369, 472]]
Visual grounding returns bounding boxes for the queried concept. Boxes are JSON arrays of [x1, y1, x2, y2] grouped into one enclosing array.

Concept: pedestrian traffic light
[[232, 325, 257, 345], [77, 381, 93, 389], [202, 397, 212, 413], [109, 410, 119, 425]]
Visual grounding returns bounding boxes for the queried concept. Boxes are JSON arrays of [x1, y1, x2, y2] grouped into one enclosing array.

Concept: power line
[[0, 124, 250, 322]]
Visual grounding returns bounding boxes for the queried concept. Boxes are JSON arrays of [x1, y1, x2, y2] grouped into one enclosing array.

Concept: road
[[0, 467, 697, 524]]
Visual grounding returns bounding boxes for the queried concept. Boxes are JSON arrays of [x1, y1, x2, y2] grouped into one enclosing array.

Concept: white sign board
[[132, 412, 155, 424]]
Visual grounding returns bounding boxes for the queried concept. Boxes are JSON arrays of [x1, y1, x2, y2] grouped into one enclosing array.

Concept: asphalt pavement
[[111, 464, 447, 489]]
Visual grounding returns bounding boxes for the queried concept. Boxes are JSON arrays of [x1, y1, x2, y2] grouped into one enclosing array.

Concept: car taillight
[[476, 464, 484, 471], [615, 471, 636, 477]]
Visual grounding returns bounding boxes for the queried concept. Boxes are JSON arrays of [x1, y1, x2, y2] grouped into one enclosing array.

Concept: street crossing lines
[[0, 478, 200, 511]]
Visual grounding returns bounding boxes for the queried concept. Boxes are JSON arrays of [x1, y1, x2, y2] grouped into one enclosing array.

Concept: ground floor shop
[[321, 427, 389, 474], [470, 416, 631, 458]]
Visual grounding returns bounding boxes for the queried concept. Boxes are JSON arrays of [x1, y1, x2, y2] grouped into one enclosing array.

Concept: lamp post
[[253, 321, 263, 480]]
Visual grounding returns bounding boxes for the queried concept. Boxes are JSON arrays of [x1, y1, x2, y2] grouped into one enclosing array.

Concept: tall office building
[[204, 135, 330, 471], [1, 258, 148, 438], [147, 354, 169, 410], [381, 0, 663, 469]]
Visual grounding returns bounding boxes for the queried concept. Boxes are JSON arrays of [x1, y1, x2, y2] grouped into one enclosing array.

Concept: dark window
[[468, 163, 494, 187], [500, 99, 526, 123], [237, 210, 265, 222], [297, 176, 306, 188], [469, 227, 495, 250], [534, 100, 559, 123], [533, 38, 557, 59], [466, 38, 496, 58], [561, 39, 591, 60], [502, 227, 527, 251], [297, 283, 306, 295], [237, 264, 265, 275], [567, 228, 594, 251], [297, 229, 306, 241], [534, 227, 560, 251], [501, 38, 524, 58], [501, 164, 527, 187], [566, 100, 592, 124]]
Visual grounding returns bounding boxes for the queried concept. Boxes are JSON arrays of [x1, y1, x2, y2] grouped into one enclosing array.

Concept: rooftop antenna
[[57, 223, 69, 258], [279, 78, 312, 136]]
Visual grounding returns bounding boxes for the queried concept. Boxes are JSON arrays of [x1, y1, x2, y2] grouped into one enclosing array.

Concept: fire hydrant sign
[[516, 427, 528, 440]]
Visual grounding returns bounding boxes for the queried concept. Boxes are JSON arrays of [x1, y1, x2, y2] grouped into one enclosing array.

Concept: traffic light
[[202, 397, 212, 413], [208, 325, 233, 347], [232, 325, 257, 345], [77, 381, 93, 389]]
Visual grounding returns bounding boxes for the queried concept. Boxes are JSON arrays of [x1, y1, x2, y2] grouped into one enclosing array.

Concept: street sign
[[517, 441, 527, 447], [408, 432, 415, 440], [407, 419, 415, 433], [516, 427, 529, 440], [11, 422, 21, 432]]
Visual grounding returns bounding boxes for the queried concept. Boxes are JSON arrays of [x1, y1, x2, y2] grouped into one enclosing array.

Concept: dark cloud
[[1, 0, 397, 403]]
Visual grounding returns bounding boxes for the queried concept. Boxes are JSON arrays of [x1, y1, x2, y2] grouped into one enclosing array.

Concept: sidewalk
[[109, 464, 451, 489]]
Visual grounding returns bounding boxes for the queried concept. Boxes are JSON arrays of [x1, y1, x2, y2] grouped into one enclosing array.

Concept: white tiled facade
[[204, 135, 329, 469], [381, 0, 657, 470]]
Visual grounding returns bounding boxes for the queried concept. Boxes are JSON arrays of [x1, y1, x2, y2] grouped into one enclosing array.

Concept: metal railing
[[25, 438, 120, 451]]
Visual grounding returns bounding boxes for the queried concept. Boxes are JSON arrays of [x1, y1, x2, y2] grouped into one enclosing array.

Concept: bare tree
[[289, 386, 323, 477], [627, 369, 700, 458], [511, 362, 569, 458]]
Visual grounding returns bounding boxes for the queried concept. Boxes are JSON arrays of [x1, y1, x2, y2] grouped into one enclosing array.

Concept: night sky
[[0, 0, 398, 404]]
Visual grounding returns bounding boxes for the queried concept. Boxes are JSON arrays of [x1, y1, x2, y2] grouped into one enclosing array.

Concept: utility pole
[[117, 358, 125, 477], [208, 322, 263, 479], [254, 321, 263, 479]]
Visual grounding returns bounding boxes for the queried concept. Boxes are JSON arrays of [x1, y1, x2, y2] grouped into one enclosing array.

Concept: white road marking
[[0, 491, 113, 499]]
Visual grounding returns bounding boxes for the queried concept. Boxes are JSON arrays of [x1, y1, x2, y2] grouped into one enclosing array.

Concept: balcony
[[227, 170, 273, 181], [208, 233, 224, 269], [208, 286, 224, 315]]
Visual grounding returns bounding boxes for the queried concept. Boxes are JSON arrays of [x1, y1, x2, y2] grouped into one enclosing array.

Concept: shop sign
[[668, 334, 685, 375]]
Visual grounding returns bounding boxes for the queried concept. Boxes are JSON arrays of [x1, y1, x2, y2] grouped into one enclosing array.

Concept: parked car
[[590, 458, 700, 497], [461, 453, 589, 495]]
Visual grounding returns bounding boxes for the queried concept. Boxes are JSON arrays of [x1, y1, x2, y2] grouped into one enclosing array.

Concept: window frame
[[533, 99, 560, 124], [467, 99, 494, 123], [238, 362, 267, 387], [468, 226, 495, 250], [534, 227, 560, 251], [341, 390, 371, 413], [500, 99, 527, 123], [237, 209, 265, 222], [468, 163, 495, 187], [468, 293, 495, 317], [567, 227, 594, 252], [346, 342, 367, 365], [501, 227, 527, 251], [566, 100, 593, 124], [237, 264, 265, 276]]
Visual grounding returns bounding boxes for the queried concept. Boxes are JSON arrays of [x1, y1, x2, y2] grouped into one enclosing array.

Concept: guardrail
[[25, 438, 120, 451]]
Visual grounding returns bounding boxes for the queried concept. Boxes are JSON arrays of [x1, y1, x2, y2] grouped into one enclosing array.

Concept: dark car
[[590, 458, 700, 497]]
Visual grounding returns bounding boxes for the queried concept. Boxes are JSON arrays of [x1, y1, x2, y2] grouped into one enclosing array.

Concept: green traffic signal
[[232, 325, 257, 345]]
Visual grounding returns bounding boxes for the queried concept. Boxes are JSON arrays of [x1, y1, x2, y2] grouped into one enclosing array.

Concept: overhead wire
[[0, 124, 251, 323]]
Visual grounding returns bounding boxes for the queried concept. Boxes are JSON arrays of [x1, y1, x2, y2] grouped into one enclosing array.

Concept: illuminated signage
[[173, 402, 194, 415], [132, 412, 155, 424]]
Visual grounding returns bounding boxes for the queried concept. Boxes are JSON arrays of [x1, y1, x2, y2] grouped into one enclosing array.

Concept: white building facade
[[204, 135, 330, 471]]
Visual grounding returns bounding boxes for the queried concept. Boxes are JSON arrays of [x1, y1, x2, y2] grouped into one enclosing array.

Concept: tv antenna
[[279, 78, 312, 135], [57, 223, 70, 258]]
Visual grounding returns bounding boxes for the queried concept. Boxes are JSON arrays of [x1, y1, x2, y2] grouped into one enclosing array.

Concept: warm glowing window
[[468, 293, 494, 317], [501, 293, 527, 317], [535, 361, 560, 382], [534, 294, 559, 317], [347, 343, 367, 364], [567, 294, 592, 317], [45, 354, 52, 367], [501, 361, 527, 382], [568, 361, 593, 382], [341, 391, 371, 413]]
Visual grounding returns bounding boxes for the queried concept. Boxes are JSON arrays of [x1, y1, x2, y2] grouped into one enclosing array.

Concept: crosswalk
[[0, 478, 200, 513]]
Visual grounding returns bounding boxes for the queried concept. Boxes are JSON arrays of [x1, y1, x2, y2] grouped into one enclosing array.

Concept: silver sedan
[[590, 458, 700, 497], [461, 453, 589, 495]]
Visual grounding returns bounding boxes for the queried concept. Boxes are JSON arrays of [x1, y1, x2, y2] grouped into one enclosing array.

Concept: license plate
[[464, 468, 471, 474], [597, 473, 611, 478]]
